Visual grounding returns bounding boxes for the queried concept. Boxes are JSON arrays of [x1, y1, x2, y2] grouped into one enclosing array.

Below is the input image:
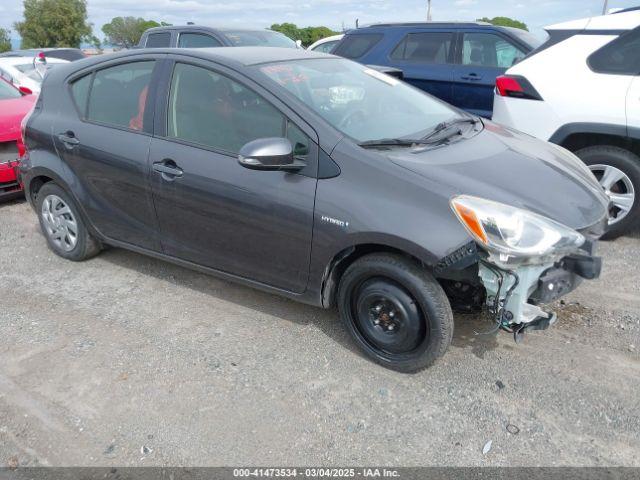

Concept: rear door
[[54, 56, 163, 250], [452, 30, 527, 117], [148, 58, 318, 293], [385, 30, 455, 104]]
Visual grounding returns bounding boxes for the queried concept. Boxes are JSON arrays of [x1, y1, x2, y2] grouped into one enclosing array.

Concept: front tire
[[576, 145, 640, 239], [36, 182, 101, 261], [337, 253, 453, 372]]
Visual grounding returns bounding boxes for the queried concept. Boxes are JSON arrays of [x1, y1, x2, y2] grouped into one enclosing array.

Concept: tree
[[14, 0, 93, 48], [477, 16, 528, 31], [270, 23, 339, 47], [102, 17, 166, 49], [0, 28, 11, 53]]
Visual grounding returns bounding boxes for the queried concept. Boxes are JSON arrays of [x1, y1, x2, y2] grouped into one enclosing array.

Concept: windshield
[[0, 79, 21, 100], [15, 62, 62, 83], [258, 58, 457, 142], [505, 27, 546, 49], [225, 30, 297, 48]]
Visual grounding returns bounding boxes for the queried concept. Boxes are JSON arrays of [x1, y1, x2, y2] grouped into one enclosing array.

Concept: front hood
[[0, 95, 36, 143], [387, 121, 609, 230]]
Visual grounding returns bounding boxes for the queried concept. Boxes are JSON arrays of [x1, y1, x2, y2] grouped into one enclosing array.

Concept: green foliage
[[0, 28, 11, 53], [477, 16, 528, 31], [270, 23, 339, 47], [102, 16, 166, 48], [14, 0, 93, 48]]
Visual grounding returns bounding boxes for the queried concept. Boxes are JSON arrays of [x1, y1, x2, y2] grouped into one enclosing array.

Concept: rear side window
[[167, 63, 285, 154], [333, 34, 383, 59], [70, 74, 92, 116], [87, 61, 155, 131], [462, 32, 525, 68], [178, 33, 222, 48], [589, 27, 640, 75], [311, 40, 339, 53], [390, 32, 453, 63], [0, 78, 21, 100], [145, 32, 171, 48]]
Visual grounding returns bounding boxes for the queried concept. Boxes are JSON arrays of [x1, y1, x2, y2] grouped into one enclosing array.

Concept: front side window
[[168, 63, 286, 153], [390, 32, 453, 64], [462, 33, 525, 68], [178, 33, 222, 48], [145, 32, 171, 48], [259, 58, 456, 143], [589, 27, 640, 75], [87, 61, 155, 131], [0, 79, 21, 99], [333, 34, 383, 59]]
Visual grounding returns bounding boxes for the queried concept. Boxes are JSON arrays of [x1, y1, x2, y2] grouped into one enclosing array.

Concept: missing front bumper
[[478, 252, 601, 340]]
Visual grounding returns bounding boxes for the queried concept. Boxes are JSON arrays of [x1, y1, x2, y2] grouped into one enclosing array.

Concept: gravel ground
[[1, 198, 639, 467]]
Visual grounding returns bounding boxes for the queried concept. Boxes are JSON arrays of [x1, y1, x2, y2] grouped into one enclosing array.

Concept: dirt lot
[[1, 198, 639, 467]]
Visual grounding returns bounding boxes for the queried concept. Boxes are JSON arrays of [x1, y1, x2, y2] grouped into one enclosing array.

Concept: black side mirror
[[238, 137, 306, 172]]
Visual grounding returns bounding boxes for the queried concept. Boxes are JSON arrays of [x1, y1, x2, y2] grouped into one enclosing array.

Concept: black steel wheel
[[338, 253, 453, 372]]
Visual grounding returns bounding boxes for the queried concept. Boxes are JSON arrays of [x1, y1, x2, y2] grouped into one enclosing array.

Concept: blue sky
[[1, 0, 639, 41]]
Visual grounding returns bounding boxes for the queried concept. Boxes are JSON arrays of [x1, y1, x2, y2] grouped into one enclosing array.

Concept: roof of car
[[355, 21, 492, 29], [546, 9, 640, 31], [144, 25, 283, 34]]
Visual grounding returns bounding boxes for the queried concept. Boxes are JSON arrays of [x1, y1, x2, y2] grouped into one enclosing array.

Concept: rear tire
[[575, 145, 640, 239], [36, 182, 101, 261], [337, 253, 453, 372]]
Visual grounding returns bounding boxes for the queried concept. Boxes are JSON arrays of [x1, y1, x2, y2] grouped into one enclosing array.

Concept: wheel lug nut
[[374, 319, 380, 325], [389, 311, 395, 318], [375, 305, 382, 312], [388, 325, 395, 331]]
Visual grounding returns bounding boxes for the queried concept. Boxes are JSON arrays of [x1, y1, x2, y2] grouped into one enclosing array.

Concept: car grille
[[0, 141, 19, 164]]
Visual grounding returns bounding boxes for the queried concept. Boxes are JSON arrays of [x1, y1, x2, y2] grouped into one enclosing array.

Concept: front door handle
[[461, 73, 482, 81], [58, 131, 80, 148], [153, 159, 183, 180]]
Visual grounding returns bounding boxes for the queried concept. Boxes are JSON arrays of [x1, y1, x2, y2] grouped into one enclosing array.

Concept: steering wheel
[[339, 109, 367, 130]]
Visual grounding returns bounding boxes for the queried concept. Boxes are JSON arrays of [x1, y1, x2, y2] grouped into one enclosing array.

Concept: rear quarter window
[[390, 32, 453, 63], [333, 33, 383, 59], [145, 32, 171, 48], [588, 27, 640, 75], [70, 73, 92, 116]]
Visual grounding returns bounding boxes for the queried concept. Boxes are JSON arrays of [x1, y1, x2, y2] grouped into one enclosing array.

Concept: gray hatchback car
[[20, 47, 609, 371]]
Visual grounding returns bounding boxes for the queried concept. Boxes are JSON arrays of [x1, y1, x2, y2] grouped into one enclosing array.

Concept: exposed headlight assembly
[[450, 195, 584, 263]]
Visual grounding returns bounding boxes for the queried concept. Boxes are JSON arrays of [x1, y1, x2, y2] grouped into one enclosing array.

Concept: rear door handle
[[58, 131, 80, 148], [461, 73, 482, 81], [153, 160, 183, 180]]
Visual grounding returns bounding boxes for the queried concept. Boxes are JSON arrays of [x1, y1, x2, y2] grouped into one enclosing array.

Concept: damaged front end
[[439, 195, 605, 342]]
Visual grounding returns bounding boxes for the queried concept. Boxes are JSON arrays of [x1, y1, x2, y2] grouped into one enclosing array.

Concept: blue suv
[[332, 22, 542, 118]]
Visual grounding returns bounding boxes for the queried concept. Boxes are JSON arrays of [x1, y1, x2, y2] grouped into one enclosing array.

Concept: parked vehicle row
[[0, 54, 69, 94], [0, 78, 35, 200], [493, 8, 640, 238], [19, 46, 608, 371]]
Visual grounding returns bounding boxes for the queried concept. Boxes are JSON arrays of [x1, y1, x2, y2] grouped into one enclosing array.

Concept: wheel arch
[[550, 123, 640, 157], [319, 237, 441, 309]]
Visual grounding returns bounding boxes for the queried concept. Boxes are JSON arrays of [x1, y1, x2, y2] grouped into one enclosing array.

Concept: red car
[[1, 77, 36, 200]]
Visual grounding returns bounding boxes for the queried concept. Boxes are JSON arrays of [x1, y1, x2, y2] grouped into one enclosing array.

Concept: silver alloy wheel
[[588, 164, 635, 225], [41, 194, 78, 252]]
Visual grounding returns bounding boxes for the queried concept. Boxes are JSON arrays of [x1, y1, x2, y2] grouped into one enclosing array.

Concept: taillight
[[495, 75, 542, 100]]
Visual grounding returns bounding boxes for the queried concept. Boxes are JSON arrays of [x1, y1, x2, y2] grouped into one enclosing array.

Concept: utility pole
[[427, 0, 433, 21], [602, 0, 609, 14]]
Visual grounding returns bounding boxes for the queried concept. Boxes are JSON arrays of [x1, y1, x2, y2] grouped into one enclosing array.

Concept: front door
[[452, 31, 526, 117], [386, 30, 455, 104], [149, 60, 317, 293], [55, 59, 162, 250], [627, 76, 640, 134]]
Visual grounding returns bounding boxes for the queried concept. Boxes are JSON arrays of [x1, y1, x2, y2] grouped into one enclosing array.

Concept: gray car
[[19, 47, 609, 371]]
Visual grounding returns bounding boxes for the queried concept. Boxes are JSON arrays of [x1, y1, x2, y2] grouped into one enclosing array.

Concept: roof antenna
[[355, 18, 359, 28], [427, 0, 433, 21], [187, 21, 195, 25]]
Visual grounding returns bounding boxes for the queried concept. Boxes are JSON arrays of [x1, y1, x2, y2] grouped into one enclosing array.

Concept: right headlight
[[450, 195, 585, 260]]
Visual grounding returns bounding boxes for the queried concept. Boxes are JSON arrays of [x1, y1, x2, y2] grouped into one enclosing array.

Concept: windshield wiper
[[358, 138, 435, 148], [420, 117, 480, 143], [358, 117, 480, 149]]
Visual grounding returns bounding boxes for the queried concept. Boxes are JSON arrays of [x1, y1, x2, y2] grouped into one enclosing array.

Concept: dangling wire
[[475, 262, 520, 336]]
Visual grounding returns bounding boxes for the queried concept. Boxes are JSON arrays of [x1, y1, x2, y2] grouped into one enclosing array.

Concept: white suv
[[493, 8, 640, 238]]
